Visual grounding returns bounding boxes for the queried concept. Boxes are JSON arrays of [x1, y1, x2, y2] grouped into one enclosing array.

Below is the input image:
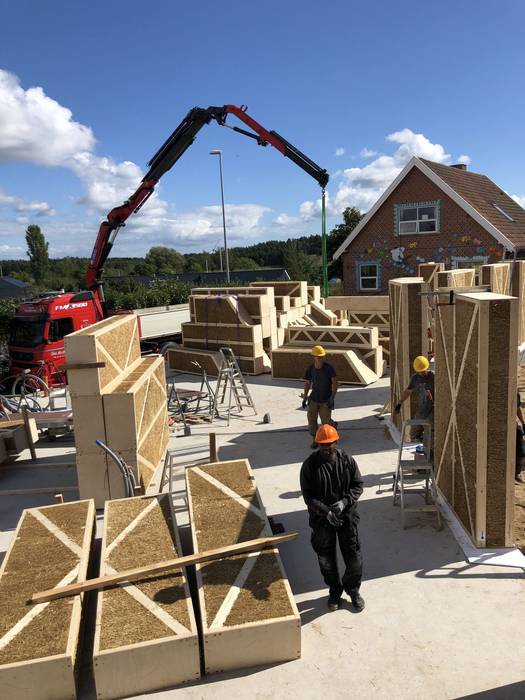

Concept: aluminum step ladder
[[212, 347, 257, 426], [393, 418, 441, 530]]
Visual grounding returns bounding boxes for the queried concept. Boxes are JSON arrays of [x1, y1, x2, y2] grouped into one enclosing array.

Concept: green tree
[[328, 207, 363, 278], [144, 246, 185, 275], [25, 224, 50, 284]]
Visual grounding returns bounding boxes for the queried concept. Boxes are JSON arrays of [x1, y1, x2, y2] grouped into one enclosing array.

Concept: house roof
[[333, 156, 525, 259], [0, 276, 31, 299]]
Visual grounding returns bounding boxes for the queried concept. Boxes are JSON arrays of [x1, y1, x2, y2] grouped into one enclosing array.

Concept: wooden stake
[[209, 432, 217, 462], [21, 406, 37, 460], [30, 532, 298, 604]]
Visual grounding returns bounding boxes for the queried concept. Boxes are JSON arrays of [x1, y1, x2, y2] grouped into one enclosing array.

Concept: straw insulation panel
[[186, 459, 300, 674], [93, 495, 199, 699], [167, 346, 222, 376], [434, 292, 517, 547], [0, 500, 95, 700], [271, 346, 377, 384]]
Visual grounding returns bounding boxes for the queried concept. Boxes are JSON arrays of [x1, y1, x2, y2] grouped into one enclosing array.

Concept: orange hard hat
[[315, 423, 340, 444]]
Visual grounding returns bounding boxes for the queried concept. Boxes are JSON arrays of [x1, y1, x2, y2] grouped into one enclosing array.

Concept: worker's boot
[[350, 592, 365, 613], [327, 595, 342, 612]]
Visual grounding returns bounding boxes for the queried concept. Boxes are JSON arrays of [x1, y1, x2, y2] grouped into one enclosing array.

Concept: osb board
[[191, 296, 253, 325], [0, 500, 95, 700], [65, 315, 140, 397], [418, 262, 445, 290], [186, 459, 300, 674], [480, 262, 511, 295], [389, 278, 425, 431], [511, 261, 525, 345], [167, 346, 222, 376], [325, 296, 389, 312], [309, 301, 337, 325], [436, 269, 475, 289], [181, 321, 263, 344], [435, 293, 517, 547], [288, 325, 378, 349], [103, 355, 168, 491], [251, 280, 308, 304], [271, 346, 377, 385], [93, 495, 199, 699]]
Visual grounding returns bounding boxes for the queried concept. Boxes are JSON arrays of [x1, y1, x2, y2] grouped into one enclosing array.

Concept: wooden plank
[[0, 500, 95, 700], [32, 532, 297, 603], [92, 495, 200, 698], [324, 295, 389, 312], [271, 346, 378, 385], [186, 459, 301, 673]]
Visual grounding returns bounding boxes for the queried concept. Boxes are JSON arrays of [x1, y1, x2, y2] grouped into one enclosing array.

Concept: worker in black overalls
[[300, 423, 365, 613], [395, 355, 434, 446]]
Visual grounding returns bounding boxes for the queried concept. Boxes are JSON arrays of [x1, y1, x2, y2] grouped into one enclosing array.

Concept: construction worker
[[300, 424, 365, 613], [302, 345, 338, 449], [395, 355, 434, 443], [516, 392, 525, 483]]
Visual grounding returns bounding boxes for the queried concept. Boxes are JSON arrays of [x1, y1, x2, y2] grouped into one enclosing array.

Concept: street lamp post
[[209, 149, 230, 283]]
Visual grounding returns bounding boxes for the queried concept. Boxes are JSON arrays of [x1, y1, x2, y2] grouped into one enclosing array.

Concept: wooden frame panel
[[250, 280, 308, 305], [186, 459, 300, 674], [418, 262, 445, 290], [511, 260, 525, 345], [167, 346, 222, 375], [436, 268, 475, 289], [191, 296, 253, 325], [287, 325, 378, 349], [271, 346, 378, 384], [93, 495, 199, 699], [435, 292, 517, 547], [308, 301, 337, 325], [0, 500, 95, 700], [481, 262, 511, 294]]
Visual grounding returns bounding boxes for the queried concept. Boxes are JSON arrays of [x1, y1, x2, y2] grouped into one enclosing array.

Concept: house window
[[48, 317, 74, 343], [356, 260, 380, 291], [451, 256, 488, 284], [492, 203, 514, 221], [395, 201, 440, 234]]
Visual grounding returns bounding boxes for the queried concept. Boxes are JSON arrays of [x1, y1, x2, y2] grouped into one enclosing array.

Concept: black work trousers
[[310, 515, 362, 599]]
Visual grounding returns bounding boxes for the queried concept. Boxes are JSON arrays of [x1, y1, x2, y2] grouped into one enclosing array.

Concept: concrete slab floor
[[2, 374, 524, 699]]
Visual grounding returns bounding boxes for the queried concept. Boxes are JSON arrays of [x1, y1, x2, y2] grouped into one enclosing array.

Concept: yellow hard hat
[[311, 345, 326, 357], [413, 355, 429, 372]]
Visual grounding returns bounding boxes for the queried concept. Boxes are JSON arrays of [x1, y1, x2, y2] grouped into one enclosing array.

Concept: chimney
[[451, 163, 467, 170]]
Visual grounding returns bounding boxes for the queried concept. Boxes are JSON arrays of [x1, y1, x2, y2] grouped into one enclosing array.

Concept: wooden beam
[[30, 532, 298, 603], [209, 432, 217, 462], [21, 406, 37, 460]]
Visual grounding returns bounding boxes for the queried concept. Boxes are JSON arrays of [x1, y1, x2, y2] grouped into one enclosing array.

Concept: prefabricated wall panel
[[0, 500, 95, 700], [271, 346, 378, 385], [184, 338, 264, 359], [190, 294, 273, 336], [103, 355, 168, 491], [481, 262, 511, 295], [434, 292, 517, 547], [308, 301, 338, 325], [182, 322, 263, 345], [65, 315, 140, 397], [251, 280, 308, 305], [287, 325, 379, 349], [191, 296, 253, 325], [186, 459, 300, 674], [436, 268, 475, 289], [389, 278, 425, 430], [418, 262, 445, 290], [167, 347, 223, 376], [307, 285, 321, 303], [93, 495, 199, 699], [511, 260, 525, 344], [191, 286, 275, 305], [324, 296, 390, 313], [274, 295, 291, 312]]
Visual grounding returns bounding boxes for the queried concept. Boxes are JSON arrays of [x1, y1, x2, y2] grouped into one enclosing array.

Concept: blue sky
[[1, 0, 524, 260]]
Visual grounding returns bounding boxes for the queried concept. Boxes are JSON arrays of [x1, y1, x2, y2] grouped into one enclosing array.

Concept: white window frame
[[492, 203, 514, 221], [397, 203, 439, 235], [451, 255, 489, 284], [358, 261, 379, 291]]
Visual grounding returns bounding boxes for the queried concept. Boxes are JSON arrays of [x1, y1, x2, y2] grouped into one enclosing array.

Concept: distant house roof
[[105, 268, 290, 286], [333, 156, 525, 259], [0, 276, 31, 299]]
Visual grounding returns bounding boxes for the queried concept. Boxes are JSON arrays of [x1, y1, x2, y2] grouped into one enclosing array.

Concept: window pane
[[400, 208, 417, 221], [399, 221, 417, 233], [419, 220, 437, 232], [418, 206, 436, 220], [360, 264, 377, 277], [361, 277, 377, 289]]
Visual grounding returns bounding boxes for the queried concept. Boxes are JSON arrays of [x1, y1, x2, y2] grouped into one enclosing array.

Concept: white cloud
[[0, 190, 55, 216], [297, 128, 452, 221], [335, 147, 345, 157], [511, 194, 525, 209], [360, 147, 377, 158], [0, 69, 95, 165], [457, 154, 471, 165], [274, 213, 300, 226]]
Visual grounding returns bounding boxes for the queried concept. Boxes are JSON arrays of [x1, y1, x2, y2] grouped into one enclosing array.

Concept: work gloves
[[326, 510, 343, 528], [302, 397, 308, 409], [330, 497, 348, 516], [394, 403, 402, 414]]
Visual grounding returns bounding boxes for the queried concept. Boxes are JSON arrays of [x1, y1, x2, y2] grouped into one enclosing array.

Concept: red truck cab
[[9, 291, 102, 386]]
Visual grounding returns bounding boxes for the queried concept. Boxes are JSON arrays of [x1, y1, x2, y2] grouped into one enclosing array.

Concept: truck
[[8, 104, 329, 386]]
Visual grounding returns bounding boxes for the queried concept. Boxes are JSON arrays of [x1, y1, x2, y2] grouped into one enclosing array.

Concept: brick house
[[333, 157, 525, 294]]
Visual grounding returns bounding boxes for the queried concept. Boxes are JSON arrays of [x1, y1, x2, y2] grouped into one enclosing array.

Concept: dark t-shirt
[[408, 370, 434, 417], [305, 362, 336, 403]]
